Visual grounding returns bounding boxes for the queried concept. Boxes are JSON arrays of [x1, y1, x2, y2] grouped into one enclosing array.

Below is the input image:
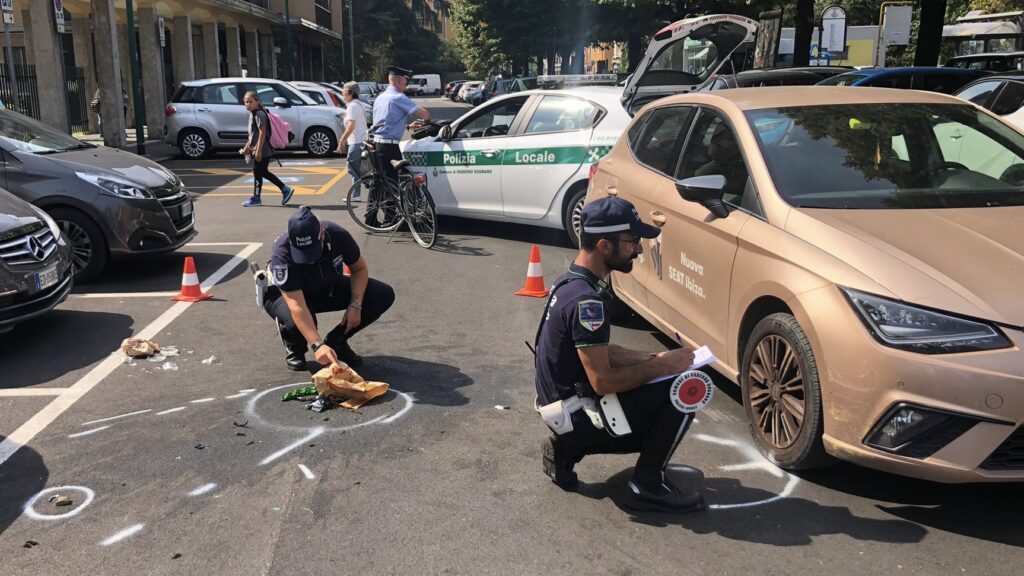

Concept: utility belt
[[535, 388, 632, 438], [371, 137, 400, 144]]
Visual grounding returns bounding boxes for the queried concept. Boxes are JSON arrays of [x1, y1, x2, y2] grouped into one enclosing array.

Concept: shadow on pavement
[[0, 310, 134, 389], [438, 216, 573, 249], [797, 463, 1024, 547], [361, 355, 473, 407], [574, 468, 927, 546], [77, 250, 248, 294], [0, 436, 48, 536]]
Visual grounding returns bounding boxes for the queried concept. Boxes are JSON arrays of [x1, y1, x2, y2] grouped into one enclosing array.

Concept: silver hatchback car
[[165, 77, 345, 159]]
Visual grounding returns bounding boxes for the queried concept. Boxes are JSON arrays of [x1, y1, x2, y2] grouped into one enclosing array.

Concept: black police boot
[[626, 471, 706, 513], [542, 435, 581, 490], [284, 344, 307, 372]]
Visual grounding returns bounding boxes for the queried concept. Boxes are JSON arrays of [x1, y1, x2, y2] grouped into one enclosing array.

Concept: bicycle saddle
[[391, 159, 411, 170]]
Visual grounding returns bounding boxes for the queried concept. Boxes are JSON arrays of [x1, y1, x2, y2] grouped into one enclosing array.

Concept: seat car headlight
[[76, 171, 154, 199], [841, 287, 1011, 354]]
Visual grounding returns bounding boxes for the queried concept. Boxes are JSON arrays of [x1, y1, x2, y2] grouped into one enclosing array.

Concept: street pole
[[348, 0, 354, 80], [285, 0, 293, 80], [2, 4, 18, 112], [125, 0, 145, 154]]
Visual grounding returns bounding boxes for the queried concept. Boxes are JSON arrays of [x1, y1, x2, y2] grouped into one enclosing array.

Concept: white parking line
[[0, 388, 68, 397], [0, 243, 262, 468], [68, 292, 179, 299]]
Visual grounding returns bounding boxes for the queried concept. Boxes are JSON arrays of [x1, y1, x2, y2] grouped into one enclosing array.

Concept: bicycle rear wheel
[[402, 181, 438, 249], [346, 175, 402, 233]]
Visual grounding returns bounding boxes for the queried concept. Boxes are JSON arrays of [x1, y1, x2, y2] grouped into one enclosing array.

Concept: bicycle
[[344, 129, 440, 249]]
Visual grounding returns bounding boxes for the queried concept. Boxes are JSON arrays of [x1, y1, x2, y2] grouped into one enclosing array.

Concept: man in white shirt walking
[[336, 82, 368, 192]]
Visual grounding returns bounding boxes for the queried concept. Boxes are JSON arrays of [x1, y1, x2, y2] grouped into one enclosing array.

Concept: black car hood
[[41, 146, 180, 189]]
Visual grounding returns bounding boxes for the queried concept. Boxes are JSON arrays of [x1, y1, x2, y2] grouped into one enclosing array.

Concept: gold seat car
[[589, 87, 1024, 482]]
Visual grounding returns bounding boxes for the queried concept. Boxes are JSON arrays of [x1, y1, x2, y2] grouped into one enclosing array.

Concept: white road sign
[[820, 5, 847, 52], [882, 4, 913, 46]]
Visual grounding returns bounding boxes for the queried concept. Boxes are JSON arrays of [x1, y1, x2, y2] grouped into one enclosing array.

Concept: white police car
[[401, 14, 757, 245]]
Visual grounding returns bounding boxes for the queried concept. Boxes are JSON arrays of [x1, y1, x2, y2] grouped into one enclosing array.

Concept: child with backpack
[[241, 91, 295, 207]]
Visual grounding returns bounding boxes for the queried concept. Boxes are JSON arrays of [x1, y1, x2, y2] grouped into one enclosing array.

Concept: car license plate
[[35, 266, 59, 291], [181, 201, 193, 218]]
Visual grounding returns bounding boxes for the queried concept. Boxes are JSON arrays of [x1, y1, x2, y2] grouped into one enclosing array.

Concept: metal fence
[[0, 64, 41, 120], [65, 67, 88, 134]]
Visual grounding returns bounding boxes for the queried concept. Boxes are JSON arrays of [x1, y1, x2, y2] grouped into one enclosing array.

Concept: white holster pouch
[[599, 394, 633, 437], [537, 396, 580, 435], [252, 261, 268, 308]]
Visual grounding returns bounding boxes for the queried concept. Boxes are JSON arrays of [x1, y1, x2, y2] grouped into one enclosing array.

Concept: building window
[[315, 0, 333, 30]]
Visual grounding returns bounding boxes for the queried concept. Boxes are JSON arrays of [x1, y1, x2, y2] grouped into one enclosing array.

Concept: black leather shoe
[[332, 339, 363, 367], [542, 435, 580, 490], [285, 346, 307, 371], [626, 475, 706, 513]]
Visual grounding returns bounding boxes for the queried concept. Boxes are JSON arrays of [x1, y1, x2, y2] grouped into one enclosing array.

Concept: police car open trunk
[[621, 14, 757, 115]]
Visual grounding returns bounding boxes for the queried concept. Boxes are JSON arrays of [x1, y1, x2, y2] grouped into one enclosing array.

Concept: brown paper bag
[[311, 363, 389, 410], [121, 338, 161, 358]]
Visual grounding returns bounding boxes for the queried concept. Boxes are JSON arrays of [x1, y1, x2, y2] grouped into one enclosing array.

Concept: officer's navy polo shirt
[[269, 221, 360, 294], [534, 263, 611, 405]]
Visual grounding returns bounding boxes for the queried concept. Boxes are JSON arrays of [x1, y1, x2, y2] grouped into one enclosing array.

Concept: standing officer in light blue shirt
[[371, 66, 431, 184]]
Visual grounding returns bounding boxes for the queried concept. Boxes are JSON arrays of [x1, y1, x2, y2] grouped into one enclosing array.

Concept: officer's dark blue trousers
[[263, 278, 395, 349], [562, 380, 693, 477]]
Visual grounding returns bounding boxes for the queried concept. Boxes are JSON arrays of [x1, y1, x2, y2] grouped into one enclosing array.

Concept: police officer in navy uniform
[[264, 206, 395, 370], [370, 66, 432, 184], [534, 197, 705, 512]]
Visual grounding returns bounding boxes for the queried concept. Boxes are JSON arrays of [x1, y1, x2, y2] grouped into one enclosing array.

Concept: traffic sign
[[820, 5, 847, 53], [1, 0, 13, 13]]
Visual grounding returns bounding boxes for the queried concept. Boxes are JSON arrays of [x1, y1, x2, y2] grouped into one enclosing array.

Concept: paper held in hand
[[646, 345, 717, 385]]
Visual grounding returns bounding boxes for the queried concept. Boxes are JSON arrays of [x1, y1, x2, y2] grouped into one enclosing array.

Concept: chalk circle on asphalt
[[245, 382, 413, 433], [23, 486, 96, 521]]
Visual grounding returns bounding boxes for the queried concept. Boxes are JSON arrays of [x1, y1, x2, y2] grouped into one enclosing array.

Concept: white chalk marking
[[298, 464, 315, 479], [22, 486, 96, 521], [81, 409, 152, 427], [155, 407, 186, 415], [0, 243, 261, 468], [68, 426, 110, 438], [100, 523, 145, 546], [0, 388, 68, 397], [245, 384, 410, 434], [68, 292, 178, 299], [694, 433, 740, 447], [224, 393, 249, 399], [381, 390, 414, 423], [260, 427, 325, 465], [719, 461, 786, 478], [190, 397, 216, 404], [238, 389, 256, 393], [188, 483, 218, 497], [709, 474, 800, 510]]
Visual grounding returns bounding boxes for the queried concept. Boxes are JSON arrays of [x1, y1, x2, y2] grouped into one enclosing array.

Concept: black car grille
[[0, 225, 58, 267], [158, 189, 195, 233], [980, 427, 1024, 471]]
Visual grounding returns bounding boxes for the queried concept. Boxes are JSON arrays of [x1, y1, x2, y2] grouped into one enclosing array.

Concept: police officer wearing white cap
[[263, 206, 395, 371], [533, 197, 705, 512], [370, 66, 432, 184]]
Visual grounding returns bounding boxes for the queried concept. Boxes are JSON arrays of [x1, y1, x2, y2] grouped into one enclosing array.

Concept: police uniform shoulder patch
[[577, 299, 605, 332], [271, 264, 289, 286]]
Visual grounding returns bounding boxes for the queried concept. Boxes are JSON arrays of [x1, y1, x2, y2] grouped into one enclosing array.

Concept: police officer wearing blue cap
[[533, 196, 705, 512], [263, 206, 395, 370], [370, 66, 432, 184]]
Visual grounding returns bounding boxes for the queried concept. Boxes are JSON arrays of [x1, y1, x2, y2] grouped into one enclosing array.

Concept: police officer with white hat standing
[[533, 197, 705, 512], [370, 66, 432, 185]]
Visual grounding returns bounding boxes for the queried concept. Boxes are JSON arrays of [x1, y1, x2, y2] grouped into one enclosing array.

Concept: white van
[[410, 74, 442, 95]]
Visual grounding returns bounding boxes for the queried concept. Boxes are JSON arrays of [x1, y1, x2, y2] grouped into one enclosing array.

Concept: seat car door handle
[[650, 211, 667, 227], [605, 186, 618, 197], [481, 149, 500, 158]]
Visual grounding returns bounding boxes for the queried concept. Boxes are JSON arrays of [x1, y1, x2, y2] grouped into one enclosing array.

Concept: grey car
[[0, 187, 73, 334], [0, 107, 196, 282], [165, 77, 345, 159]]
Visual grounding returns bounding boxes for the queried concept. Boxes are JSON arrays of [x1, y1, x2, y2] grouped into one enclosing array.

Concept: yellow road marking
[[200, 167, 347, 197], [316, 167, 348, 196]]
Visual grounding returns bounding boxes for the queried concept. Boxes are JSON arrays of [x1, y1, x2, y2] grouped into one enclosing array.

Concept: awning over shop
[[943, 21, 1020, 38]]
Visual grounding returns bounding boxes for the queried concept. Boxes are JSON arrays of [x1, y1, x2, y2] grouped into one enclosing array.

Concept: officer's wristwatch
[[310, 340, 325, 352]]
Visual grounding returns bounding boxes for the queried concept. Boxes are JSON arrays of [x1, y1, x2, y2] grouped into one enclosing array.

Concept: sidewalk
[[75, 130, 179, 164]]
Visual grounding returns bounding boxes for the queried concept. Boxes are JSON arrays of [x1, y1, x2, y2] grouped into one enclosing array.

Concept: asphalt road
[[1, 97, 1023, 575]]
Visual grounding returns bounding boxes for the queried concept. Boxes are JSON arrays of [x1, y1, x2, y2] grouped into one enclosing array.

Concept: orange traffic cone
[[515, 245, 549, 298], [171, 256, 213, 302]]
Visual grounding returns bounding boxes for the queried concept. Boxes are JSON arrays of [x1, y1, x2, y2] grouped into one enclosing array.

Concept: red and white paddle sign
[[669, 371, 714, 413]]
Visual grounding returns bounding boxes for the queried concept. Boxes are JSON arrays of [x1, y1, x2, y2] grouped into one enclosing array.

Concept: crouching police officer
[[534, 197, 704, 512], [264, 206, 395, 370]]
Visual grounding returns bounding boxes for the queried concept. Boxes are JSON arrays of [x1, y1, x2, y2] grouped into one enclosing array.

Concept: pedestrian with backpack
[[241, 91, 295, 207]]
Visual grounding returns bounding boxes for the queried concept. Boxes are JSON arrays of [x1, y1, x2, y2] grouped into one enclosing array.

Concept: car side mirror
[[439, 124, 453, 141], [676, 175, 730, 219], [273, 97, 289, 107]]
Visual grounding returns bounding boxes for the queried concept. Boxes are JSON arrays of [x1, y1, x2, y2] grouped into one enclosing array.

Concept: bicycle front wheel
[[346, 175, 402, 233], [403, 181, 438, 249]]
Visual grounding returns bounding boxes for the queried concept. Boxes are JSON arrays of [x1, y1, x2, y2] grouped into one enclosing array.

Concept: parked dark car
[[0, 187, 73, 334], [0, 108, 197, 282], [707, 66, 853, 89], [817, 67, 990, 94], [954, 71, 1024, 133], [944, 51, 1024, 73]]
